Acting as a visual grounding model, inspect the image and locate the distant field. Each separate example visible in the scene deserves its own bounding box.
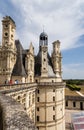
[79,85,84,94]
[65,85,84,96]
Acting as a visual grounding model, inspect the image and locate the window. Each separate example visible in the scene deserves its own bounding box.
[36,79,38,83]
[5,41,8,44]
[37,116,39,121]
[66,101,68,106]
[37,107,39,111]
[5,25,8,28]
[11,34,13,40]
[37,127,39,130]
[5,32,8,37]
[18,96,20,100]
[73,102,76,107]
[38,89,39,94]
[53,115,55,120]
[53,96,55,101]
[53,106,55,111]
[53,89,55,92]
[40,37,43,40]
[37,97,39,102]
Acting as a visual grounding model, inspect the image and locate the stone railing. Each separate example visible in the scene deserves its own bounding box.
[0,94,37,130]
[0,83,37,94]
[38,82,65,87]
[65,95,84,101]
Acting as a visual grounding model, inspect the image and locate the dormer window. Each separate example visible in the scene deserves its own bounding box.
[11,34,13,40]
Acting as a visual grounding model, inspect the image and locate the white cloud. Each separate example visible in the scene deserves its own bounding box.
[8,0,84,53]
[0,0,84,78]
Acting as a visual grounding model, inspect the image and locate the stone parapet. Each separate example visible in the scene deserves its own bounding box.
[0,94,37,130]
[0,83,37,94]
[38,82,65,87]
[66,95,84,101]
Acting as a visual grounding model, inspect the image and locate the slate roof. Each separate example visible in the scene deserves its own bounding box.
[35,50,55,77]
[12,39,55,77]
[40,32,48,38]
[47,54,55,77]
[12,40,27,77]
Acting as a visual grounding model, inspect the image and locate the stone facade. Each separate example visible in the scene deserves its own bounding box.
[65,96,84,110]
[0,16,65,130]
[36,83,65,130]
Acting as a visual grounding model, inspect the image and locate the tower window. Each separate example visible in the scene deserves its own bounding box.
[36,79,38,83]
[53,115,55,120]
[37,116,39,121]
[53,96,55,101]
[37,97,39,102]
[40,37,43,40]
[5,41,8,44]
[73,102,76,107]
[37,127,39,130]
[43,36,45,40]
[37,107,39,111]
[5,32,8,37]
[5,25,8,28]
[52,80,54,82]
[37,89,40,94]
[11,34,13,39]
[18,96,20,100]
[66,101,68,106]
[53,106,55,110]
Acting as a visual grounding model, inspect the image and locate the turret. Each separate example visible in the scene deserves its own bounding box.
[39,32,48,77]
[2,16,16,49]
[0,16,16,83]
[52,40,62,78]
[25,42,34,82]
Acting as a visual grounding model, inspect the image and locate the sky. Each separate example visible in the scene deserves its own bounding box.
[0,0,84,79]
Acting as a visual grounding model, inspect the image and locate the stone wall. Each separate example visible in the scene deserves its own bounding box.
[0,94,37,130]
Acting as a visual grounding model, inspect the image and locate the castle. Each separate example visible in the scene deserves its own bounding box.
[0,16,65,130]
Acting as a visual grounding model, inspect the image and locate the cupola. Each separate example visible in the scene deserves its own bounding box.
[39,32,48,47]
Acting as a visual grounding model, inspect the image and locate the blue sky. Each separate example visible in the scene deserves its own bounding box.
[0,0,84,79]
